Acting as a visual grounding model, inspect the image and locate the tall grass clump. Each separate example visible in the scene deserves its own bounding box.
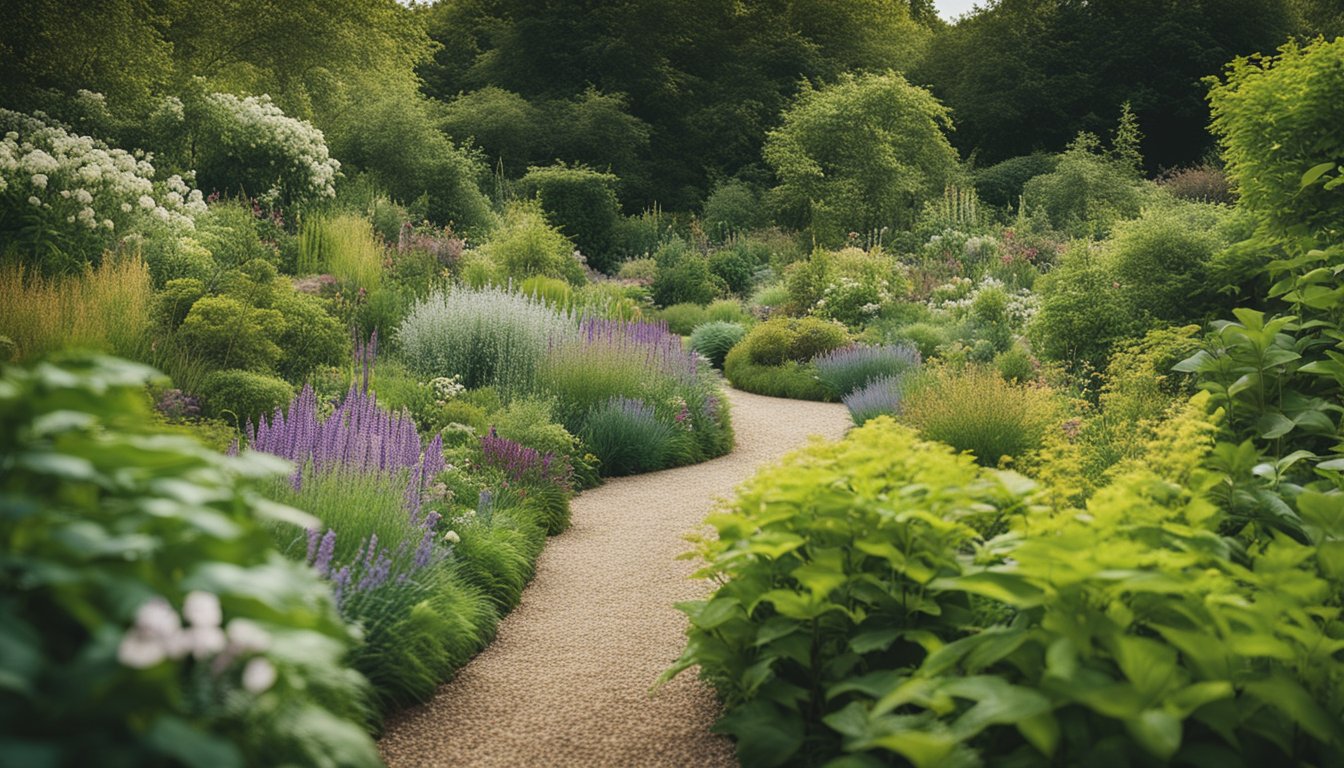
[814,343,921,398]
[843,375,904,426]
[901,365,1059,466]
[580,397,678,476]
[689,321,746,369]
[399,286,575,397]
[298,213,384,291]
[0,256,152,361]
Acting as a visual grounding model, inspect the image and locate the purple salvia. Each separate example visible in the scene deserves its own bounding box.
[314,529,337,577]
[305,527,321,564]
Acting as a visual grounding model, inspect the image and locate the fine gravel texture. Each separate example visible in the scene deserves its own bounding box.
[378,386,850,768]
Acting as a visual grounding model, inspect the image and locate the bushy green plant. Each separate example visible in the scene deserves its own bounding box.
[666,417,1029,766]
[616,257,658,283]
[398,287,573,397]
[709,247,757,296]
[519,275,574,309]
[660,302,709,335]
[199,369,295,426]
[272,290,348,382]
[490,397,583,462]
[653,255,723,307]
[0,356,379,767]
[176,295,284,373]
[739,317,850,367]
[887,321,952,360]
[723,345,831,401]
[1021,134,1150,237]
[813,343,921,399]
[902,365,1059,467]
[994,344,1037,383]
[973,152,1060,208]
[580,397,677,476]
[1030,242,1136,373]
[521,163,622,273]
[702,179,766,242]
[705,298,751,324]
[478,201,584,286]
[296,214,384,292]
[690,321,747,369]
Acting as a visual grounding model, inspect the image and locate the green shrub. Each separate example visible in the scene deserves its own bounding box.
[813,343,921,399]
[902,365,1059,466]
[1030,242,1136,373]
[273,291,348,382]
[479,201,585,286]
[723,345,831,401]
[653,255,722,307]
[666,417,1027,766]
[973,152,1059,208]
[709,247,756,296]
[890,321,953,360]
[176,295,285,373]
[580,397,676,476]
[660,303,709,335]
[702,179,766,242]
[1,356,379,767]
[519,275,574,310]
[1107,203,1227,325]
[199,369,295,426]
[1021,135,1150,237]
[490,397,583,461]
[155,278,207,330]
[994,344,1037,383]
[739,316,851,367]
[689,321,747,369]
[141,234,216,286]
[616,257,658,283]
[521,163,622,273]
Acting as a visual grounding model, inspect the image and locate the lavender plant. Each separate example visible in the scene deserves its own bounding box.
[843,374,904,426]
[814,343,922,398]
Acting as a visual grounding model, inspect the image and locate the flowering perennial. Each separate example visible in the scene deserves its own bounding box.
[480,427,573,490]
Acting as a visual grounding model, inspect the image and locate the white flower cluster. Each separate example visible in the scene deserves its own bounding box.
[207,93,340,202]
[117,591,277,694]
[929,276,1039,328]
[429,375,466,404]
[0,109,206,239]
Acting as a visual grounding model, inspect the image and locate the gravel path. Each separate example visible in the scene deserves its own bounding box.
[378,387,850,768]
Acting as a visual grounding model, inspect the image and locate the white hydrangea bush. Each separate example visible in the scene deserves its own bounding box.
[197,93,340,206]
[0,108,206,271]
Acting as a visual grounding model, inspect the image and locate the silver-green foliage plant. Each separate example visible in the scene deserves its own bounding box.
[0,356,379,767]
[398,286,576,397]
[690,321,747,369]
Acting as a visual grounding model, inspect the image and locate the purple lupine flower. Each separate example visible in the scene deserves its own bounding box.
[305,527,321,564]
[313,529,337,577]
[332,565,352,604]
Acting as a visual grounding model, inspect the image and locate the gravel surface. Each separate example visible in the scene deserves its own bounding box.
[378,387,850,768]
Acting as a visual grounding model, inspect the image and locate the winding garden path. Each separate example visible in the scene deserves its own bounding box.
[378,387,850,767]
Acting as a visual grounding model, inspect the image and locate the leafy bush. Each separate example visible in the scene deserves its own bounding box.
[739,317,850,367]
[0,256,152,362]
[271,290,348,382]
[702,179,766,242]
[689,321,747,369]
[784,248,907,327]
[519,275,574,309]
[666,417,1027,766]
[902,365,1059,466]
[765,72,959,245]
[1021,135,1150,237]
[199,369,294,426]
[994,344,1037,383]
[887,321,952,360]
[489,397,584,471]
[813,343,921,398]
[0,109,206,273]
[176,295,285,373]
[0,356,379,767]
[479,201,585,286]
[709,247,757,296]
[973,152,1059,208]
[653,254,723,307]
[521,163,622,273]
[1157,163,1231,204]
[1030,242,1135,373]
[616,257,658,283]
[1106,203,1227,325]
[398,287,572,397]
[660,303,709,335]
[723,345,831,401]
[580,397,676,476]
[705,298,751,324]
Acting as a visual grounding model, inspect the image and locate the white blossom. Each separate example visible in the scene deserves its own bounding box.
[242,658,277,694]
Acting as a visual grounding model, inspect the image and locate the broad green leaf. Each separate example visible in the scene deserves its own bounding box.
[714,700,805,768]
[1125,709,1182,760]
[146,717,244,768]
[929,571,1044,607]
[1164,681,1234,719]
[1243,675,1338,743]
[1300,161,1336,188]
[1016,711,1060,757]
[858,730,959,768]
[692,597,743,630]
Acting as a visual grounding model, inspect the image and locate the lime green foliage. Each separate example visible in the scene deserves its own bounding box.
[199,369,294,427]
[994,344,1037,383]
[888,321,953,361]
[784,247,908,327]
[765,72,960,245]
[738,317,850,367]
[519,275,574,310]
[660,303,709,335]
[1021,133,1151,238]
[902,365,1060,467]
[617,257,658,283]
[0,356,379,767]
[297,214,384,292]
[690,321,747,369]
[667,418,1030,766]
[490,396,589,478]
[675,396,1344,766]
[521,163,622,272]
[177,296,284,373]
[479,201,585,286]
[653,252,723,307]
[0,257,153,363]
[1030,242,1135,373]
[1208,37,1344,251]
[705,298,751,325]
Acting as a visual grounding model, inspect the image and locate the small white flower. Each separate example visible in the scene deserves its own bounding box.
[187,625,227,660]
[183,591,222,627]
[225,618,272,654]
[138,195,156,210]
[117,630,168,669]
[74,188,92,205]
[102,219,114,230]
[27,195,40,207]
[120,202,132,213]
[242,657,277,694]
[443,530,460,544]
[133,597,180,638]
